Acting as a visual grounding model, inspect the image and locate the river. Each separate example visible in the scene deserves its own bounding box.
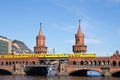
[0,75,120,80]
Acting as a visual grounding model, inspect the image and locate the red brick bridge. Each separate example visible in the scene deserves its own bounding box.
[59,50,120,77]
[0,51,120,77]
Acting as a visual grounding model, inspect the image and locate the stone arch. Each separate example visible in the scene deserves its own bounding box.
[26,61,28,65]
[106,61,110,65]
[69,69,103,76]
[103,61,106,65]
[0,69,12,75]
[23,61,25,64]
[6,62,8,65]
[80,61,84,65]
[93,61,97,66]
[16,61,18,64]
[9,61,11,65]
[32,61,36,65]
[111,70,120,77]
[1,62,4,65]
[12,61,15,65]
[98,61,101,66]
[73,61,76,65]
[88,61,92,66]
[113,61,117,67]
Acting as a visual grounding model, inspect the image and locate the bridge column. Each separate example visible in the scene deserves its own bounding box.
[101,66,111,77]
[12,64,25,74]
[57,64,69,75]
[54,60,68,76]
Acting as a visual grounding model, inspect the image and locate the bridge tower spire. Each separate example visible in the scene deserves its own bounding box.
[34,22,48,54]
[72,20,87,53]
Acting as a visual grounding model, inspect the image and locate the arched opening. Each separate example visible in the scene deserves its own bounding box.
[113,61,117,67]
[73,61,76,65]
[106,61,110,65]
[23,61,25,64]
[32,61,36,65]
[93,61,97,66]
[98,61,101,66]
[69,69,102,76]
[0,69,12,75]
[16,61,18,64]
[6,62,8,65]
[112,71,120,77]
[77,38,79,42]
[19,61,21,64]
[80,61,84,65]
[9,62,11,65]
[26,61,28,65]
[1,62,4,65]
[88,61,92,66]
[103,61,106,65]
[12,61,15,65]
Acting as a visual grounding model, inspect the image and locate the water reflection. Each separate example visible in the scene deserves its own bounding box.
[0,75,120,80]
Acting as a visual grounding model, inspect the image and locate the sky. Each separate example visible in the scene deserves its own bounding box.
[0,0,120,56]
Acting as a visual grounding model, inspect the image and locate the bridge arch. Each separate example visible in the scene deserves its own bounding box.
[112,61,117,67]
[80,61,84,65]
[73,61,77,65]
[32,61,36,65]
[111,70,120,77]
[98,61,101,66]
[69,69,104,76]
[0,69,12,75]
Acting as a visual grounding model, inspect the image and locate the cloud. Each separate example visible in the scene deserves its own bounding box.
[85,38,103,44]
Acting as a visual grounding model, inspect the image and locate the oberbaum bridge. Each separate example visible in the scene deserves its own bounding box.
[0,21,120,77]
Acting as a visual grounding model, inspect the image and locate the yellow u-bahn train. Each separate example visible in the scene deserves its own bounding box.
[0,53,96,58]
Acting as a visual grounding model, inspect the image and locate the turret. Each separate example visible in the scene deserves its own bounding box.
[72,20,87,53]
[34,23,48,54]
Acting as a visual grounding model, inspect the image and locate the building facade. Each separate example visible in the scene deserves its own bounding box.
[0,36,12,54]
[34,23,48,54]
[72,20,87,53]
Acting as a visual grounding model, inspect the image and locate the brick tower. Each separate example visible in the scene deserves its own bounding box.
[72,20,87,53]
[34,23,47,54]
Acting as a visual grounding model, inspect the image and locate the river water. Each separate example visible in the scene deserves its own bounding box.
[0,75,120,80]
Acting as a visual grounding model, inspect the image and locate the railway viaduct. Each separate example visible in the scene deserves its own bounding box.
[0,51,120,77]
[58,50,120,77]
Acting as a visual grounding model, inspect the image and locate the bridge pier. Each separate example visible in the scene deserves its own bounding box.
[12,64,25,75]
[104,72,111,77]
[53,60,69,76]
[57,64,68,76]
[101,66,111,77]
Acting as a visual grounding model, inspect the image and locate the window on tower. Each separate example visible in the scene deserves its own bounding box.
[78,38,79,42]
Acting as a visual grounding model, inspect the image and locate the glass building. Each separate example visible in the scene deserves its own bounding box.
[0,36,12,54]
